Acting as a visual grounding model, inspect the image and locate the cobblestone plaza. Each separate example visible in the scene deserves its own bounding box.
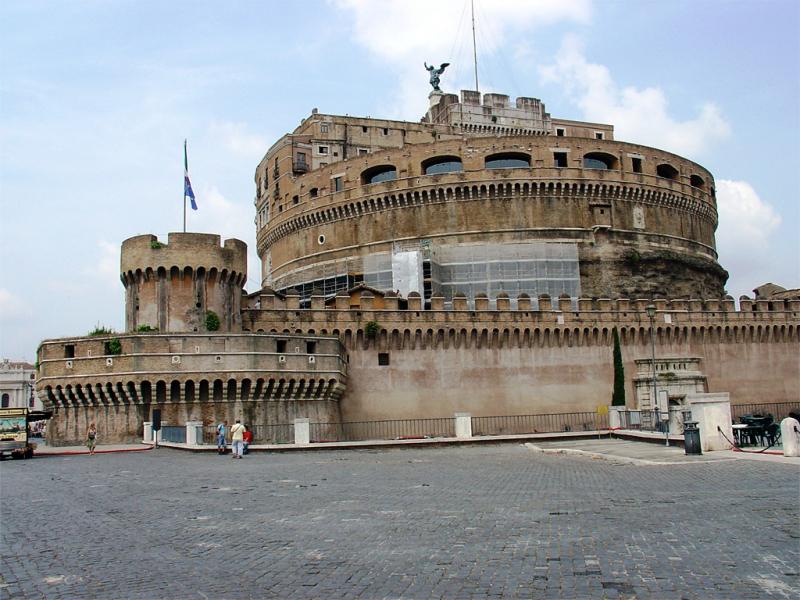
[2,444,798,599]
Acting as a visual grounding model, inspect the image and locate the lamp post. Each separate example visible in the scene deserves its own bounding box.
[645,304,668,446]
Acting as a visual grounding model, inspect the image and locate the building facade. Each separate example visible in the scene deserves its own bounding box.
[1,359,41,411]
[36,89,798,445]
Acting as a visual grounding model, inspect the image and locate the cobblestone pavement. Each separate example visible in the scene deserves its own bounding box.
[1,444,798,599]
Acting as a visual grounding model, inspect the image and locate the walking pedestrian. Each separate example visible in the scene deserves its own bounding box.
[86,422,97,455]
[216,420,227,455]
[230,419,245,459]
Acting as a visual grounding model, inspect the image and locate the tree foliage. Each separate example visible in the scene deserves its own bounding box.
[612,327,626,406]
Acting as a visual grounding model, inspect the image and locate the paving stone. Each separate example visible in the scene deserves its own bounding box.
[1,444,799,598]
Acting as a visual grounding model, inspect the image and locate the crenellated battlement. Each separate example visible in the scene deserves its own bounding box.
[121,232,248,334]
[242,290,800,351]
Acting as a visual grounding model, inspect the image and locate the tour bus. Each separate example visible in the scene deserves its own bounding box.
[0,407,34,459]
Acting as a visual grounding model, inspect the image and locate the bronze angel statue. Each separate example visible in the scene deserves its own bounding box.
[424,62,450,92]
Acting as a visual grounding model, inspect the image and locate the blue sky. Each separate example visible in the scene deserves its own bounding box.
[1,0,798,360]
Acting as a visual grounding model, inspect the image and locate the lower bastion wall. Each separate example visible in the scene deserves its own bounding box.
[37,294,799,444]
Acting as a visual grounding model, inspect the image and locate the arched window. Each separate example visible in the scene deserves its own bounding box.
[657,163,679,180]
[1,393,9,408]
[485,152,531,169]
[422,156,463,175]
[582,152,617,170]
[690,174,705,189]
[361,165,397,185]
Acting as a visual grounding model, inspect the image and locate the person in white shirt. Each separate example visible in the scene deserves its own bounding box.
[230,420,245,459]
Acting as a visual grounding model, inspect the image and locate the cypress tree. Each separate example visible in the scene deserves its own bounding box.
[611,327,626,406]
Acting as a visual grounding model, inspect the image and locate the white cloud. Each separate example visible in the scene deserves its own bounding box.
[0,288,32,319]
[715,180,783,298]
[332,0,591,118]
[209,121,267,160]
[539,35,731,157]
[333,0,591,60]
[190,186,261,289]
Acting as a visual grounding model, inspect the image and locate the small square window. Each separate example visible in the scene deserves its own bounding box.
[358,148,368,156]
[276,340,287,353]
[306,341,316,354]
[321,124,329,133]
[310,187,318,198]
[632,157,643,173]
[556,128,565,137]
[554,152,568,168]
[333,176,343,192]
[333,151,338,157]
[318,146,328,155]
[378,352,390,366]
[382,128,388,135]
[64,344,75,358]
[595,132,604,140]
[362,126,368,133]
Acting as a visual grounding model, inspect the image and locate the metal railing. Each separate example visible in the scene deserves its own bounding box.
[617,409,685,433]
[310,418,455,443]
[161,425,186,444]
[731,402,800,421]
[472,411,606,436]
[200,424,294,445]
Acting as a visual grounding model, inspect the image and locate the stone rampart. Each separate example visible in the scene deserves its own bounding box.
[243,291,799,422]
[37,332,347,445]
[121,233,247,333]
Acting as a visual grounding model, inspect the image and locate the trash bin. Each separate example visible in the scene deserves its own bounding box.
[683,421,701,455]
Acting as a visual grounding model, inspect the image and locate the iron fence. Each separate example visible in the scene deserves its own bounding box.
[200,424,294,445]
[472,411,606,436]
[617,409,685,433]
[160,425,186,444]
[731,402,800,421]
[310,418,455,443]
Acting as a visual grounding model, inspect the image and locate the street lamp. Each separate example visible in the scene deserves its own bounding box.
[645,304,668,446]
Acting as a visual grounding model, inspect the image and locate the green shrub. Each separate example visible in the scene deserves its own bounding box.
[205,310,220,331]
[150,241,163,249]
[136,324,158,332]
[105,338,122,355]
[88,324,114,337]
[611,327,626,406]
[364,321,381,338]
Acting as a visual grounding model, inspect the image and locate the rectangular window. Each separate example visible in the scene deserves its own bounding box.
[333,151,338,157]
[276,340,287,353]
[321,124,329,133]
[362,126,368,133]
[554,152,568,168]
[65,344,75,358]
[310,187,318,198]
[595,132,604,140]
[358,148,369,156]
[556,128,565,137]
[296,152,306,165]
[333,176,343,192]
[306,341,316,354]
[378,352,390,366]
[632,157,642,173]
[318,145,328,155]
[293,195,299,205]
[382,128,389,135]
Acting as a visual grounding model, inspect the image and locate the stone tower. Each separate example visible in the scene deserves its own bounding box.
[120,233,247,333]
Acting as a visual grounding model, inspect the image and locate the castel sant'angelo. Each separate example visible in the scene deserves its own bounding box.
[37,73,799,445]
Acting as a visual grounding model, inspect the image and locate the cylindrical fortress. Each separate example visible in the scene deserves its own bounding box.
[255,97,728,304]
[121,233,247,333]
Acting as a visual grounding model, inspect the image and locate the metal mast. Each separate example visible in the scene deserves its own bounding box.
[471,0,479,93]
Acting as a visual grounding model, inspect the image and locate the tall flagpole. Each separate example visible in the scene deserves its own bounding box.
[183,140,187,233]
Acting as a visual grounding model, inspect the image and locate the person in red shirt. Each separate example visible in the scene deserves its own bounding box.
[242,425,254,455]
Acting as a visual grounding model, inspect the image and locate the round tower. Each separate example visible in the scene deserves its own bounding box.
[121,233,248,333]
